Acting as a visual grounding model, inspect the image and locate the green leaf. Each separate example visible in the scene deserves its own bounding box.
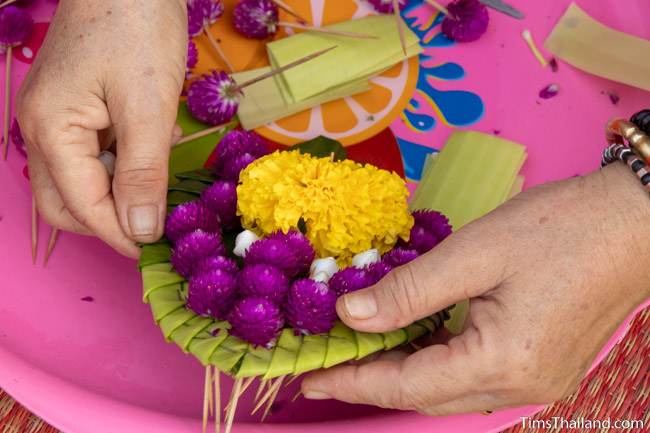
[168,179,212,195]
[288,135,347,161]
[159,308,196,341]
[167,190,200,206]
[190,327,229,366]
[237,344,274,378]
[139,242,171,269]
[294,335,327,375]
[264,330,302,379]
[141,263,185,301]
[324,322,357,368]
[211,335,248,373]
[170,316,214,353]
[175,168,218,183]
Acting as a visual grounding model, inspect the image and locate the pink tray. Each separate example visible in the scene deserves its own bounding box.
[1,1,649,432]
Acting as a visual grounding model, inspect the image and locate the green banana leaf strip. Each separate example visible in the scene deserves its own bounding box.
[139,242,172,269]
[382,328,408,350]
[190,327,230,366]
[170,316,214,353]
[211,335,248,373]
[264,329,302,379]
[324,321,358,368]
[142,264,185,301]
[159,308,196,341]
[175,168,218,183]
[237,344,275,378]
[294,334,328,375]
[355,331,385,360]
[168,179,213,195]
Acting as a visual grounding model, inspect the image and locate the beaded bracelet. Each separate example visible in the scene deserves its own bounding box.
[602,110,650,189]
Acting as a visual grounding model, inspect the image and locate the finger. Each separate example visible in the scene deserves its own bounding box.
[109,86,179,244]
[27,146,91,235]
[336,223,506,333]
[37,125,140,258]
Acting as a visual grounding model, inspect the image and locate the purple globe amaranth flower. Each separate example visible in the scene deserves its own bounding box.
[368,261,392,283]
[228,297,284,347]
[233,0,278,39]
[239,264,289,302]
[382,248,420,268]
[187,268,238,319]
[244,238,297,277]
[10,118,26,157]
[195,254,239,276]
[367,0,407,14]
[441,0,489,43]
[285,279,337,335]
[164,200,221,243]
[329,267,375,297]
[187,0,224,37]
[403,210,452,254]
[220,152,258,181]
[0,6,34,53]
[212,130,268,174]
[187,71,239,126]
[186,40,198,78]
[268,230,315,277]
[200,180,238,229]
[171,230,226,278]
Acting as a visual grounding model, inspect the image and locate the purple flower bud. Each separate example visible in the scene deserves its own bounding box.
[212,130,268,174]
[186,40,198,78]
[220,152,257,181]
[187,71,239,126]
[171,230,225,278]
[187,268,238,319]
[405,225,440,255]
[10,118,26,158]
[441,0,489,43]
[200,180,238,229]
[244,238,297,276]
[164,200,221,243]
[329,267,374,297]
[187,0,224,37]
[0,6,34,51]
[382,248,419,267]
[233,0,278,39]
[367,0,407,14]
[195,255,239,276]
[229,297,284,347]
[412,210,452,240]
[285,279,337,335]
[368,261,392,283]
[268,230,315,277]
[239,264,289,302]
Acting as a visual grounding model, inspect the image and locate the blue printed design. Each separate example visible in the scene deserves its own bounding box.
[397,138,438,181]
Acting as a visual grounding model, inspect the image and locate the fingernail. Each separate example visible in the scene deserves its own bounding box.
[128,205,158,238]
[303,390,332,400]
[343,292,377,320]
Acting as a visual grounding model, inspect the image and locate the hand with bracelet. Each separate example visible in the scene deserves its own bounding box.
[301,112,650,414]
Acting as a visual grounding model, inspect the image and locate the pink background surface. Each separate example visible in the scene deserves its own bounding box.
[1,1,649,433]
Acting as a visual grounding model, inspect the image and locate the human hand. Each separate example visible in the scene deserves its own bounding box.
[16,0,187,258]
[302,162,650,415]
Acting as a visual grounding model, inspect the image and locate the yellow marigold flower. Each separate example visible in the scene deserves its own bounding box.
[237,150,413,264]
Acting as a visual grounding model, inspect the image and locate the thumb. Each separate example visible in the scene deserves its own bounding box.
[337,225,505,333]
[110,93,179,244]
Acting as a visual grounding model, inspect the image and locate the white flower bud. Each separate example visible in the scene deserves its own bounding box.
[352,249,380,268]
[310,257,339,281]
[233,230,260,257]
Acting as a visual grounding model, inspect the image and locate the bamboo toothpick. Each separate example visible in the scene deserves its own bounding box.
[251,377,284,415]
[392,0,407,56]
[202,366,211,433]
[203,28,235,73]
[31,196,38,265]
[284,375,300,387]
[224,378,243,433]
[207,367,214,417]
[176,122,236,146]
[224,376,255,412]
[271,0,307,23]
[3,46,12,160]
[261,376,284,422]
[424,0,454,18]
[291,389,302,403]
[234,45,337,92]
[522,29,548,67]
[214,368,221,433]
[278,22,377,39]
[254,379,268,402]
[0,0,18,10]
[43,228,59,267]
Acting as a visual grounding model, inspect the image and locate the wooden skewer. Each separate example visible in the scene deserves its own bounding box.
[31,196,38,265]
[43,228,59,267]
[214,368,221,433]
[203,28,235,73]
[251,376,284,415]
[3,46,12,160]
[284,375,300,387]
[271,0,307,23]
[176,121,236,146]
[224,378,243,433]
[224,376,255,411]
[207,366,214,417]
[278,22,378,40]
[234,45,337,92]
[261,376,284,422]
[522,29,548,68]
[0,0,18,10]
[254,379,268,402]
[202,366,211,433]
[392,0,407,56]
[424,0,454,18]
[291,389,302,402]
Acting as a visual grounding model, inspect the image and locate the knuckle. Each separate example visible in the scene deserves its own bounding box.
[114,160,167,193]
[380,266,427,327]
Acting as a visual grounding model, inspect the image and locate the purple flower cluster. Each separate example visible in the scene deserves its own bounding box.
[187,0,224,37]
[228,298,284,347]
[201,180,238,229]
[165,200,221,243]
[233,0,279,39]
[367,0,407,14]
[0,6,34,52]
[285,279,337,335]
[186,40,198,78]
[187,71,239,126]
[402,210,452,254]
[441,0,489,43]
[171,230,225,278]
[211,130,269,181]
